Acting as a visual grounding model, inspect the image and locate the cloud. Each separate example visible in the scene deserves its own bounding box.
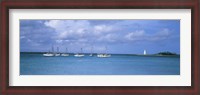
[55,40,63,43]
[97,33,119,43]
[20,20,57,51]
[125,30,145,41]
[43,20,174,46]
[93,25,114,35]
[20,20,179,53]
[148,28,171,41]
[45,20,92,40]
[124,29,172,42]
[44,20,118,45]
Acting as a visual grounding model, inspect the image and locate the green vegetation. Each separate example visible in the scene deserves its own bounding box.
[156,51,177,55]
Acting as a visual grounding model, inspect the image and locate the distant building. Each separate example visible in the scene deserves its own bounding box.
[144,50,147,55]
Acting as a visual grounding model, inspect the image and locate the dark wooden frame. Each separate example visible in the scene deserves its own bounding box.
[0,0,199,95]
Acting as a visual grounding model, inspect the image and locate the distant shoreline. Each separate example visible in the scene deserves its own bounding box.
[20,52,180,57]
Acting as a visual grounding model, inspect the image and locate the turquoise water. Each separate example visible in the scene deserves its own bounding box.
[20,53,180,75]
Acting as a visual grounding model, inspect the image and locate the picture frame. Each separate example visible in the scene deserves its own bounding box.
[0,0,199,95]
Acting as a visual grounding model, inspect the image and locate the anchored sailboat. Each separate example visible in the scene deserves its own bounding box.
[43,46,54,57]
[97,54,111,58]
[61,48,70,56]
[97,46,111,58]
[74,48,85,57]
[55,47,60,56]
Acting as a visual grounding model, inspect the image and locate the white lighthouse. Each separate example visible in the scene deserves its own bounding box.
[144,50,147,55]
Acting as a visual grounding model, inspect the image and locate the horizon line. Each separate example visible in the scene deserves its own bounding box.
[20,51,180,55]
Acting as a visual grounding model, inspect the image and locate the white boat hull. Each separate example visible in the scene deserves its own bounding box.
[55,54,60,56]
[74,54,85,57]
[43,53,54,57]
[61,54,69,56]
[97,54,111,58]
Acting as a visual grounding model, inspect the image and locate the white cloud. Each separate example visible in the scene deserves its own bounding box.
[125,30,145,41]
[148,28,171,41]
[45,20,91,40]
[155,28,170,36]
[97,34,119,43]
[44,20,119,46]
[93,25,113,35]
[56,40,63,43]
[125,29,171,42]
[44,20,173,47]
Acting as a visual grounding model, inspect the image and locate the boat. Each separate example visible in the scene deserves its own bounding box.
[97,54,111,58]
[74,48,85,57]
[43,52,54,57]
[55,53,60,56]
[89,54,93,56]
[43,46,54,57]
[61,48,70,56]
[61,54,69,56]
[61,53,69,56]
[55,47,60,56]
[74,53,85,57]
[97,46,111,58]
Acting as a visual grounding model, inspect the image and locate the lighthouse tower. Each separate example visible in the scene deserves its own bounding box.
[144,50,147,55]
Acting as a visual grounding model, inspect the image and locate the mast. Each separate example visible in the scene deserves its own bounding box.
[52,46,54,53]
[57,47,59,53]
[66,48,68,53]
[81,48,83,54]
[105,46,107,54]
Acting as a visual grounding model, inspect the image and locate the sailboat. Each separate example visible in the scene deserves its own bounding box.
[43,51,54,57]
[61,48,70,56]
[97,47,111,58]
[74,48,85,57]
[97,54,111,58]
[43,46,54,57]
[55,47,61,56]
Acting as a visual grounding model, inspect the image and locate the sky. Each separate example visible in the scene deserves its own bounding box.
[20,20,180,54]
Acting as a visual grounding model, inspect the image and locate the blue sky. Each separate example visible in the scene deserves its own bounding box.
[20,20,180,54]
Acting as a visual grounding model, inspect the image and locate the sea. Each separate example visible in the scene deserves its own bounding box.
[20,53,180,75]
